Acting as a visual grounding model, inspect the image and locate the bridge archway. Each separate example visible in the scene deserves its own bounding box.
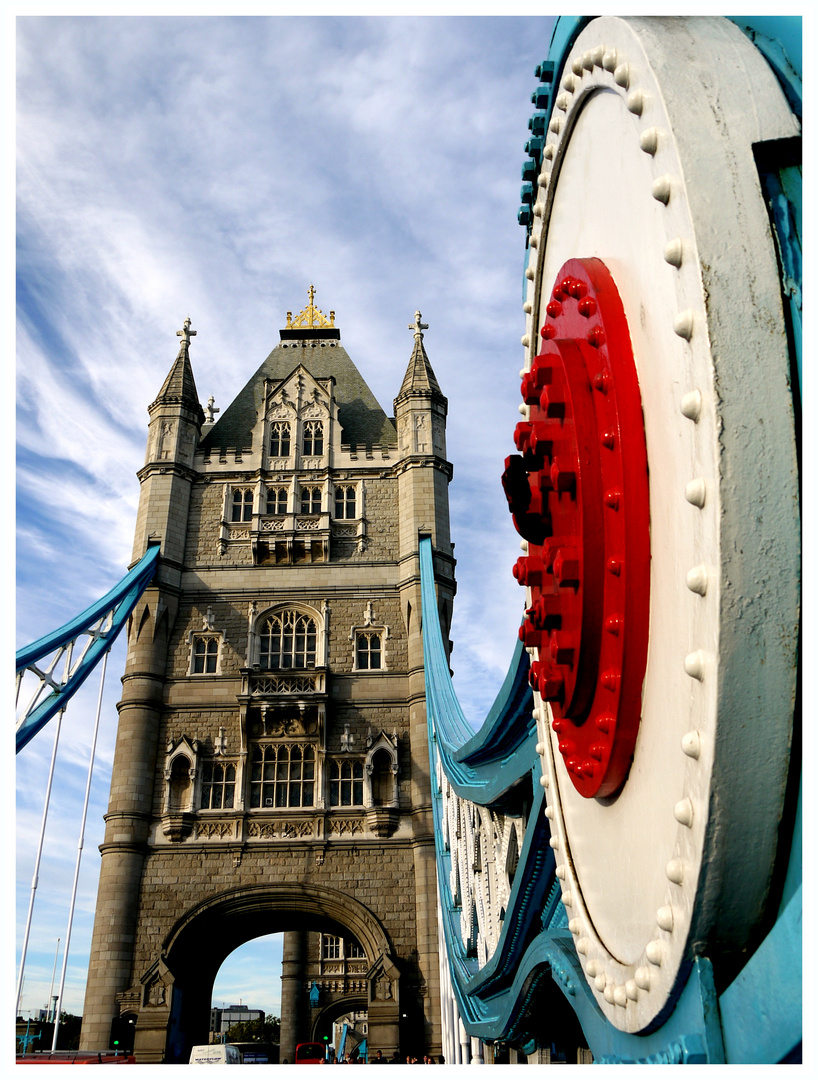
[133,884,400,1063]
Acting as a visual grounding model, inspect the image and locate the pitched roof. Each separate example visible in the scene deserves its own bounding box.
[152,322,203,418]
[396,332,445,401]
[200,341,397,452]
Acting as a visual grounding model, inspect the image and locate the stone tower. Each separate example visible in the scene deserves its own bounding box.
[80,293,455,1063]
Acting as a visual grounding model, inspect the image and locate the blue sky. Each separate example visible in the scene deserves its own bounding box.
[15,12,558,1022]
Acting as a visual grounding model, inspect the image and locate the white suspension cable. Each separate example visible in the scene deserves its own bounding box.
[52,648,109,1051]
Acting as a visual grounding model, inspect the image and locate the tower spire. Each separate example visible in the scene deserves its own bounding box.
[396,310,445,404]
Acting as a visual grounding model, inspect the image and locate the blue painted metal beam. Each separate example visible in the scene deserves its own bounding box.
[16,543,161,753]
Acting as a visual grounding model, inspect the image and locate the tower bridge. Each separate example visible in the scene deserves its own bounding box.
[17,15,801,1066]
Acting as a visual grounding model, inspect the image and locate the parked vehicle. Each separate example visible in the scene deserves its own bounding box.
[189,1044,243,1064]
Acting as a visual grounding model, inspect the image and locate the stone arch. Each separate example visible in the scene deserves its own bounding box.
[137,883,399,1063]
[250,600,325,669]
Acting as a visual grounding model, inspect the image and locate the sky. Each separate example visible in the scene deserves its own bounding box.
[14,12,560,1023]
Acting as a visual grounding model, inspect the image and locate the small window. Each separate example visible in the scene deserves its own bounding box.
[267,486,288,515]
[334,485,356,519]
[270,422,291,457]
[322,934,342,961]
[345,939,366,960]
[300,486,322,515]
[192,636,219,674]
[329,759,364,807]
[200,762,236,809]
[303,420,324,457]
[231,488,253,522]
[356,632,382,670]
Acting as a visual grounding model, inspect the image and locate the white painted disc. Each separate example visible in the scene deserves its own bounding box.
[523,16,800,1032]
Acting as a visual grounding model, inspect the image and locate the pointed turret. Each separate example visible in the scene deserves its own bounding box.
[132,318,204,564]
[395,311,447,406]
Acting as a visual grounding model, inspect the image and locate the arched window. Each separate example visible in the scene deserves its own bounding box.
[231,488,253,522]
[266,486,288,515]
[249,743,315,808]
[330,759,364,806]
[334,485,356,519]
[192,636,219,674]
[302,420,324,456]
[259,611,317,669]
[300,486,322,514]
[356,632,382,670]
[200,762,236,809]
[270,421,291,457]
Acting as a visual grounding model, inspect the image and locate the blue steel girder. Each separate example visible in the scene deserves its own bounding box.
[15,543,161,753]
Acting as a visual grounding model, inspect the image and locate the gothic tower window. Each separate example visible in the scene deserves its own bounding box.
[270,421,291,457]
[302,420,323,456]
[259,611,317,670]
[355,632,382,670]
[266,486,288,515]
[249,743,315,808]
[232,488,254,522]
[300,486,322,515]
[191,635,219,674]
[334,485,356,519]
[329,759,364,806]
[200,761,236,809]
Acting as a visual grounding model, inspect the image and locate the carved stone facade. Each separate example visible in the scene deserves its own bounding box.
[80,297,454,1063]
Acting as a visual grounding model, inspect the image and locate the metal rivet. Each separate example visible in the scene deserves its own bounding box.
[556,92,571,112]
[520,539,529,553]
[561,891,573,907]
[684,651,705,681]
[652,175,672,204]
[640,127,659,155]
[626,980,639,1001]
[540,774,549,788]
[521,335,530,347]
[545,805,554,819]
[556,865,566,879]
[674,798,694,827]
[685,565,708,595]
[681,731,701,759]
[568,918,581,934]
[586,960,598,977]
[549,836,559,849]
[685,478,707,508]
[680,389,702,421]
[602,49,617,72]
[577,938,590,955]
[603,984,615,1004]
[518,403,528,416]
[544,144,555,160]
[627,89,644,115]
[614,986,628,1007]
[523,301,532,314]
[591,44,604,67]
[525,267,535,280]
[535,740,545,754]
[666,859,685,884]
[529,234,538,248]
[614,62,630,88]
[537,170,550,187]
[646,940,663,966]
[664,237,683,267]
[595,974,606,991]
[572,57,584,76]
[549,117,562,135]
[657,906,674,931]
[635,967,651,990]
[562,73,576,92]
[582,50,594,71]
[534,203,543,218]
[674,310,694,340]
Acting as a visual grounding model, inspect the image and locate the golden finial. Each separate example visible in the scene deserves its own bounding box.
[289,285,335,330]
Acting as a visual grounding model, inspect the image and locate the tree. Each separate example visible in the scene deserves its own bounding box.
[224,1014,281,1044]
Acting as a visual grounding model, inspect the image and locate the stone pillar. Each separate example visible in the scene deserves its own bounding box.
[280,930,307,1062]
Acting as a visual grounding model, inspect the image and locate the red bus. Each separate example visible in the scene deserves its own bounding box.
[295,1042,326,1064]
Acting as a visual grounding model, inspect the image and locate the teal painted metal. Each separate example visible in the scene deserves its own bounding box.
[16,543,161,753]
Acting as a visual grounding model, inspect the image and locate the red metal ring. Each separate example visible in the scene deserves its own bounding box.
[503,258,650,798]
